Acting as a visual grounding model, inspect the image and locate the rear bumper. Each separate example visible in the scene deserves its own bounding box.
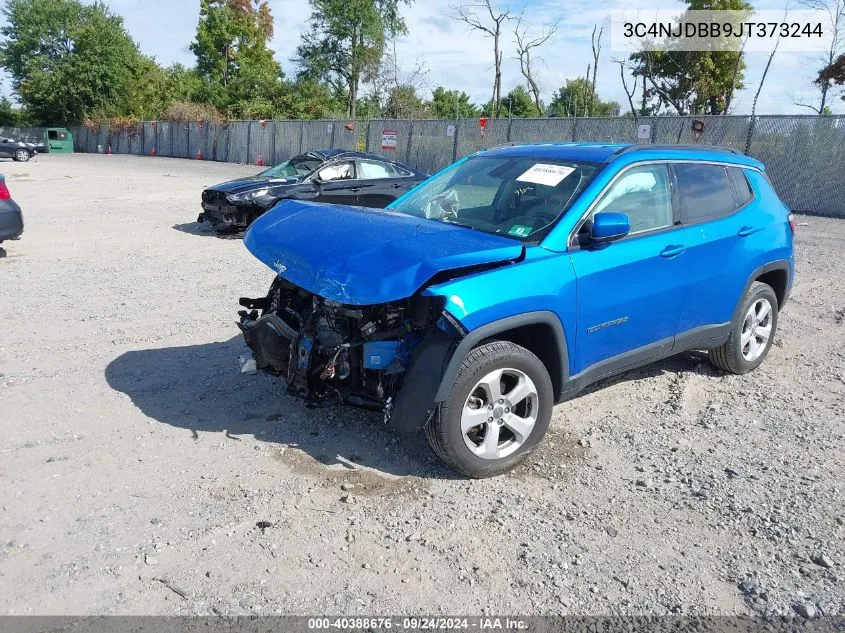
[0,199,23,242]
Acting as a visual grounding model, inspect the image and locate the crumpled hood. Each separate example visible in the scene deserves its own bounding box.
[207,175,299,195]
[243,200,524,305]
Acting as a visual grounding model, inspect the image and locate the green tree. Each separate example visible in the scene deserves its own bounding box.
[0,0,154,124]
[629,0,753,115]
[277,78,344,119]
[0,97,19,126]
[296,0,411,119]
[383,84,425,118]
[190,0,283,115]
[817,53,845,97]
[429,87,479,118]
[547,78,620,117]
[488,86,540,118]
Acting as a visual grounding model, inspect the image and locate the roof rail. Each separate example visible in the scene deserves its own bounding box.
[611,144,744,158]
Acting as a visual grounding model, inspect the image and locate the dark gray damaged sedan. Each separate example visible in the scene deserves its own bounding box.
[0,175,23,245]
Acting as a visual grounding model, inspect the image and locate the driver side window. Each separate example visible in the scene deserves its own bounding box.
[318,161,354,182]
[593,164,673,235]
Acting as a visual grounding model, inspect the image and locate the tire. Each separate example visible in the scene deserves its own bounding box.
[424,340,553,478]
[13,149,30,162]
[709,281,779,374]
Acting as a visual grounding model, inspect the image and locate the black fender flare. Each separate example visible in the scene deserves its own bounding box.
[434,310,568,403]
[390,311,568,433]
[736,259,792,317]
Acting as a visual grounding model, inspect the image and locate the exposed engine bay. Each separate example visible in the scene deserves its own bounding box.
[237,276,459,419]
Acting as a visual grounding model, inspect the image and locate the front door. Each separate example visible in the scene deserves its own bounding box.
[568,163,688,377]
[314,160,358,206]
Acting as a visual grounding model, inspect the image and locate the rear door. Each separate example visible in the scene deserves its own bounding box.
[355,159,404,207]
[568,163,688,377]
[670,162,757,335]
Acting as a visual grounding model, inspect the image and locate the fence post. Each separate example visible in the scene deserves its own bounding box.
[452,120,459,164]
[744,114,756,155]
[298,121,305,154]
[269,120,277,164]
[406,120,414,165]
[506,117,513,143]
[572,116,577,142]
[365,120,372,153]
[330,121,337,149]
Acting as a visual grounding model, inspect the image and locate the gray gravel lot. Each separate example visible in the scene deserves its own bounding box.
[0,154,842,617]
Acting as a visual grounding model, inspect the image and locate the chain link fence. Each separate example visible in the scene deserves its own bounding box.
[69,115,845,218]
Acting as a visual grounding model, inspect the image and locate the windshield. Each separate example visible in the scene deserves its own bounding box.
[259,154,323,179]
[388,156,601,240]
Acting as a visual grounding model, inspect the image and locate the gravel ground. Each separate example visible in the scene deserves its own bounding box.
[0,154,842,618]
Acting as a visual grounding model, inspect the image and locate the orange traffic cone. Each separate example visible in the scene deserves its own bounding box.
[150,147,157,157]
[257,154,264,167]
[107,145,113,155]
[197,148,203,160]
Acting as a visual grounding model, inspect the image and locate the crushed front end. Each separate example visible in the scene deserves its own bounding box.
[199,189,273,232]
[238,277,460,420]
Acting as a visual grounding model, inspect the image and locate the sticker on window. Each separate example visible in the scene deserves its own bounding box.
[516,163,575,187]
[508,224,533,237]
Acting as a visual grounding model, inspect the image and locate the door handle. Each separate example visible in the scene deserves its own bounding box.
[737,226,757,237]
[349,187,361,193]
[660,244,686,258]
[392,183,402,189]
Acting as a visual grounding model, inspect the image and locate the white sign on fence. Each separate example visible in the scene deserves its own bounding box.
[446,124,456,137]
[637,124,652,140]
[381,129,398,150]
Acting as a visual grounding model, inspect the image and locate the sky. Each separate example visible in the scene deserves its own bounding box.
[2,0,842,115]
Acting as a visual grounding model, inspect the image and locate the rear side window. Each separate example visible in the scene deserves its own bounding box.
[358,159,396,179]
[729,167,753,205]
[674,163,737,223]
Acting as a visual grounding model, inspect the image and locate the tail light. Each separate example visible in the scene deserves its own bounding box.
[787,212,796,234]
[0,179,10,201]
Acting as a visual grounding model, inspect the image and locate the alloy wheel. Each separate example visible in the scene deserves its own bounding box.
[741,298,773,361]
[461,367,539,460]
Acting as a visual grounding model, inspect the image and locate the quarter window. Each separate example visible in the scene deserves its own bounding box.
[729,167,753,206]
[593,164,673,234]
[674,163,738,223]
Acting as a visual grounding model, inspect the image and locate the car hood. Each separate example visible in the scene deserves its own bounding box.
[243,200,524,305]
[207,176,300,195]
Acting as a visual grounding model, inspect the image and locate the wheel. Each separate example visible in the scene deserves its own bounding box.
[709,281,778,374]
[13,149,30,162]
[424,340,553,478]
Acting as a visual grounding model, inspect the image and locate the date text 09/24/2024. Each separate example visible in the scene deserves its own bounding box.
[307,617,529,630]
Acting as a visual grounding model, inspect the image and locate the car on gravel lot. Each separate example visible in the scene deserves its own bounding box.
[235,142,795,477]
[198,149,427,234]
[0,175,23,246]
[0,137,36,162]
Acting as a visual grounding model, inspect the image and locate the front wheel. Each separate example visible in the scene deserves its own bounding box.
[424,341,553,478]
[13,149,30,162]
[709,281,779,374]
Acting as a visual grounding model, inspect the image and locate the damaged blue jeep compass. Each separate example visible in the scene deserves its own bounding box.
[237,142,795,477]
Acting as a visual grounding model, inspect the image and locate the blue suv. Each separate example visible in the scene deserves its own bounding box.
[237,143,794,477]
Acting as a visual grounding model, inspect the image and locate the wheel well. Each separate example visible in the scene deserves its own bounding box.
[756,268,788,307]
[483,323,563,399]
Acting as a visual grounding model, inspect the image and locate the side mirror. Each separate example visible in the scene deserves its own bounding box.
[590,212,630,243]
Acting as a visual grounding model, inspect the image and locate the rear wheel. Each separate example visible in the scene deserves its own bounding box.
[424,341,553,478]
[13,149,30,162]
[709,281,778,374]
